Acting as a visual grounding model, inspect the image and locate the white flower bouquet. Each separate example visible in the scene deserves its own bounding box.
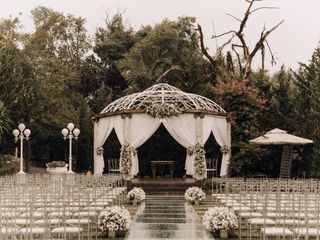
[97,206,131,233]
[127,187,146,203]
[202,207,238,232]
[184,186,206,203]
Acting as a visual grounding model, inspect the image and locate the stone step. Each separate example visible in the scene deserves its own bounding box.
[146,196,185,200]
[142,209,186,214]
[145,191,187,195]
[135,218,193,223]
[146,199,185,202]
[137,213,186,218]
[132,223,205,231]
[127,229,212,239]
[144,205,186,209]
[145,203,185,207]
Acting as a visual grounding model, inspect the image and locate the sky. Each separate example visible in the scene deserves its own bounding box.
[1,0,320,72]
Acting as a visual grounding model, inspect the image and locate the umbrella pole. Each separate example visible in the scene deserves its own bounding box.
[279,145,293,178]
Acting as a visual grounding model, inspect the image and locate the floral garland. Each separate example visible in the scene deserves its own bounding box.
[184,186,206,203]
[145,102,183,119]
[220,145,229,154]
[187,146,194,156]
[202,207,238,232]
[193,143,206,176]
[127,187,146,203]
[98,206,131,232]
[120,142,136,175]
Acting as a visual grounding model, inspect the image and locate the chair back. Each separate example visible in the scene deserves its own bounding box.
[206,158,218,178]
[107,158,120,173]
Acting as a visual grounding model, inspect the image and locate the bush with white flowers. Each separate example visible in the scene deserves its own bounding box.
[97,206,131,233]
[127,187,146,203]
[184,186,206,203]
[202,207,238,232]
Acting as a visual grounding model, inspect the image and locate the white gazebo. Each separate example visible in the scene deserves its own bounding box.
[93,83,231,179]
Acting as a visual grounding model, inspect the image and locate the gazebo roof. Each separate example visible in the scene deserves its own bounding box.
[100,83,226,115]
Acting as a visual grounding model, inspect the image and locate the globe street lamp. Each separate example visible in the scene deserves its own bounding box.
[62,123,80,174]
[12,123,31,174]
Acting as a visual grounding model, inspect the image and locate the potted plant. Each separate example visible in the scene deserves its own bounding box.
[184,186,206,205]
[97,206,131,238]
[202,207,238,239]
[127,187,146,205]
[46,161,68,174]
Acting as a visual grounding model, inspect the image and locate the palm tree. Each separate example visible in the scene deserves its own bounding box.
[117,47,180,93]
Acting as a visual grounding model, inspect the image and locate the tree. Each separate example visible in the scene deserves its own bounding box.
[117,17,212,95]
[19,7,92,166]
[213,79,267,176]
[198,0,283,81]
[117,46,180,93]
[0,101,12,145]
[294,45,320,177]
[92,13,135,99]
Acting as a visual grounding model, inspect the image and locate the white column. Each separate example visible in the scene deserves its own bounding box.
[93,120,99,175]
[194,115,205,180]
[123,115,130,177]
[196,116,203,144]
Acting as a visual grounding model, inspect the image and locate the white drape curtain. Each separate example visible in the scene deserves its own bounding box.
[163,114,197,176]
[113,115,125,175]
[95,117,115,175]
[204,115,231,177]
[127,115,161,176]
[113,115,125,145]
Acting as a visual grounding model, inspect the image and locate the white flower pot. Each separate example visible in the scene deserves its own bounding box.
[133,199,138,206]
[46,166,68,175]
[108,230,116,238]
[195,200,199,206]
[219,229,228,239]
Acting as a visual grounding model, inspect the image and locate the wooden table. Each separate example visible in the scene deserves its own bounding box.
[151,161,174,178]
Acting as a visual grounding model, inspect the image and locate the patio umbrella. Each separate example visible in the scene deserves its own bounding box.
[249,128,313,145]
[249,128,313,178]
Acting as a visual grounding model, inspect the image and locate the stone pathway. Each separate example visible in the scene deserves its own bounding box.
[126,195,213,240]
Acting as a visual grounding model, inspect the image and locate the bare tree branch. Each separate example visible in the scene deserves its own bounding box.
[216,35,235,57]
[212,30,236,39]
[232,44,243,74]
[250,7,279,14]
[243,20,284,78]
[226,13,242,22]
[261,43,265,70]
[265,40,276,66]
[197,24,216,67]
[248,20,283,61]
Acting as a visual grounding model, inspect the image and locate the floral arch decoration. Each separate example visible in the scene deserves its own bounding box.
[93,83,231,180]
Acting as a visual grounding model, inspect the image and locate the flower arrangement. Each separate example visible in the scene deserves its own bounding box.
[202,207,238,232]
[46,160,68,168]
[127,187,146,203]
[220,145,229,154]
[97,206,131,233]
[193,143,206,176]
[184,186,206,203]
[145,102,183,119]
[120,142,135,175]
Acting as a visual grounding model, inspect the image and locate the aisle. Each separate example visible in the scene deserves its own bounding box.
[126,195,213,240]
